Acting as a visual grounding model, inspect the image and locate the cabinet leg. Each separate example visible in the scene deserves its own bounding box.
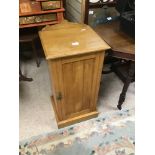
[117,61,135,110]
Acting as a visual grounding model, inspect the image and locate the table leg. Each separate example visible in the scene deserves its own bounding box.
[19,67,33,82]
[117,61,135,110]
[32,39,40,67]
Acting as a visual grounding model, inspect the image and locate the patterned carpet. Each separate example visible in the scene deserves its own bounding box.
[19,109,135,155]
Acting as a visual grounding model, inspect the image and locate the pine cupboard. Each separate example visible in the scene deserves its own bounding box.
[39,21,110,128]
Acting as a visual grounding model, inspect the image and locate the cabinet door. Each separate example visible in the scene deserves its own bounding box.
[57,52,104,120]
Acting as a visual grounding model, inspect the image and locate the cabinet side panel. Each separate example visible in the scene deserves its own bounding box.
[91,52,105,110]
[82,58,95,110]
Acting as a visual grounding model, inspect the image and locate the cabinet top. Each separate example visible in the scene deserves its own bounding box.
[39,21,111,60]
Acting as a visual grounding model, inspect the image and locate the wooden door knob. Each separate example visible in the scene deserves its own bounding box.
[56,92,62,101]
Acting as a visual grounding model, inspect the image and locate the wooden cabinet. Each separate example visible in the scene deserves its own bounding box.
[39,21,110,128]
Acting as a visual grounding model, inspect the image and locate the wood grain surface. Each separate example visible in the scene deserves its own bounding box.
[39,21,110,59]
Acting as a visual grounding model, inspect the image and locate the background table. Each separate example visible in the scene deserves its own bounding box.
[94,21,135,110]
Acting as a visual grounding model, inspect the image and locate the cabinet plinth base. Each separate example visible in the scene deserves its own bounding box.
[51,96,99,128]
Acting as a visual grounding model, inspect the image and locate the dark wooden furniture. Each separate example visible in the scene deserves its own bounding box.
[19,66,33,81]
[19,0,65,81]
[19,29,40,82]
[84,0,117,24]
[19,29,40,67]
[94,21,135,110]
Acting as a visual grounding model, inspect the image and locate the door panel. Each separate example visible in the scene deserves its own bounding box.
[62,61,84,118]
[61,55,96,119]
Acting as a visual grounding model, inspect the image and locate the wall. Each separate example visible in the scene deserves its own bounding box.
[65,0,85,23]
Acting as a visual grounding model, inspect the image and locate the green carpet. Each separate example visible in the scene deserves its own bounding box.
[19,109,135,155]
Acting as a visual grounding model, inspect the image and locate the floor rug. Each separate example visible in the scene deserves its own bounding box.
[19,109,135,155]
